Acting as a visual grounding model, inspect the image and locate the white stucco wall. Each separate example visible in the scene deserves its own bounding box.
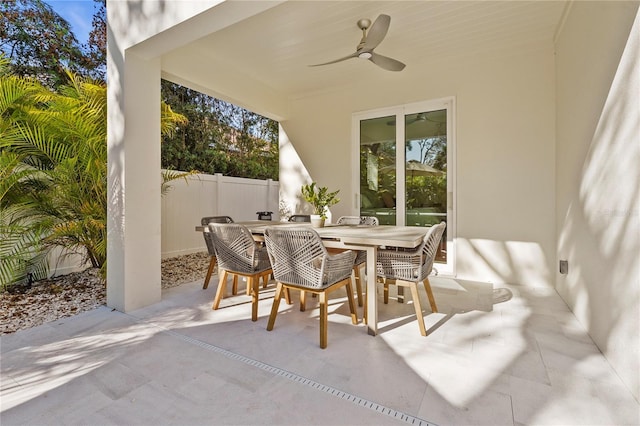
[282,43,557,288]
[555,1,640,400]
[106,0,280,311]
[107,0,637,400]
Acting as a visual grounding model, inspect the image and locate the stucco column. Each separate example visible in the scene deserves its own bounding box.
[107,50,162,312]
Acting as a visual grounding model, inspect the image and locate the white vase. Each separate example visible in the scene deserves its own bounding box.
[310,214,325,228]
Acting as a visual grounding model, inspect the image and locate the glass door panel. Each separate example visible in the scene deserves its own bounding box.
[405,110,447,263]
[359,116,396,225]
[354,98,454,274]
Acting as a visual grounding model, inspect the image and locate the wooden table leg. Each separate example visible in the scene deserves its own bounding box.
[365,246,378,336]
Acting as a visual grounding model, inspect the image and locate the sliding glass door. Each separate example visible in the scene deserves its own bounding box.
[353,99,454,273]
[359,115,398,225]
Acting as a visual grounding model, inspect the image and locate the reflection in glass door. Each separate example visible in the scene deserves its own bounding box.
[405,110,447,262]
[359,116,397,225]
[355,99,454,271]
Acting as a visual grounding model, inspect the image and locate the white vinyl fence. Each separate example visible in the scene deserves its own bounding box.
[161,173,280,258]
[48,173,280,276]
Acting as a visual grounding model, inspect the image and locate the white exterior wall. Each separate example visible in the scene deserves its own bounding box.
[107,0,638,400]
[107,0,279,311]
[555,2,640,400]
[282,43,557,288]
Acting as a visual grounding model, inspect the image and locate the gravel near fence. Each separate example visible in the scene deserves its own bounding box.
[0,252,210,334]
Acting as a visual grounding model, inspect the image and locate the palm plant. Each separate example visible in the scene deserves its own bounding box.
[0,58,55,287]
[0,58,188,289]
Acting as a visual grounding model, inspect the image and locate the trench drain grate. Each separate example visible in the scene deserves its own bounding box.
[133,317,437,426]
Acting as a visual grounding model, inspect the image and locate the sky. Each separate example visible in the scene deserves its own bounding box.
[43,0,96,45]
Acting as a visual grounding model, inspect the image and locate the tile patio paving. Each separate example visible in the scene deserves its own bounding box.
[2,275,638,425]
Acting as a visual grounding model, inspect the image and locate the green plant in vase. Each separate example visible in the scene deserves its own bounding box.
[301,182,340,227]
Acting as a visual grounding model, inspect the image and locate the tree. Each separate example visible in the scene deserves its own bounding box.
[0,0,95,89]
[160,80,226,173]
[85,0,106,82]
[0,59,187,288]
[161,80,279,180]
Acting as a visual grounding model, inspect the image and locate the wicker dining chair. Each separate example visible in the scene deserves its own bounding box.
[264,226,358,349]
[376,222,446,336]
[200,216,234,290]
[335,216,379,307]
[288,214,311,222]
[208,223,273,322]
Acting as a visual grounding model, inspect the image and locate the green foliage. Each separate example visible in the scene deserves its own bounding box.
[161,80,279,180]
[0,0,104,88]
[0,64,108,287]
[161,169,198,196]
[0,61,187,289]
[301,182,340,219]
[85,0,106,82]
[406,174,447,210]
[0,205,49,289]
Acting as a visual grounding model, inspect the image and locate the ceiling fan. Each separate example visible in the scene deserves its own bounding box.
[309,14,406,72]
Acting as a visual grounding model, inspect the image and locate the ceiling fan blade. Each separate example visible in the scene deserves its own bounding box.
[362,14,390,50]
[309,51,358,67]
[369,52,406,71]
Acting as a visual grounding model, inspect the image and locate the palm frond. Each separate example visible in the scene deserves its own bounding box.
[161,169,199,196]
[1,68,190,283]
[0,208,50,289]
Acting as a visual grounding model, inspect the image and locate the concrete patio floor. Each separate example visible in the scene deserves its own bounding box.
[1,274,638,425]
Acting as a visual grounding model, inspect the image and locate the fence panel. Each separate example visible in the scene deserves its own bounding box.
[161,173,279,258]
[44,173,280,275]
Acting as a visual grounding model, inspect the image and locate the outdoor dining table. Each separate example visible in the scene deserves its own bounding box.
[196,220,429,336]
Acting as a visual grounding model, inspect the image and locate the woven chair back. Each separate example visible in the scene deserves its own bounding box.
[200,216,234,226]
[208,223,270,274]
[421,222,446,277]
[376,221,446,282]
[288,214,311,222]
[201,216,234,256]
[264,227,355,289]
[336,216,379,266]
[336,216,379,226]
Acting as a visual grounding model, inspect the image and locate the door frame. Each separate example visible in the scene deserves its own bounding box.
[351,97,456,275]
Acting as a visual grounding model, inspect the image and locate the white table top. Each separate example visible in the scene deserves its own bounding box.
[198,220,428,249]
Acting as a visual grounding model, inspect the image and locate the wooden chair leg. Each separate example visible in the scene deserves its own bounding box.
[353,265,363,307]
[383,282,390,304]
[423,278,438,313]
[363,285,368,325]
[232,275,239,295]
[212,270,228,310]
[300,290,306,311]
[267,282,284,331]
[284,288,292,305]
[250,277,259,322]
[408,283,427,336]
[246,276,252,296]
[262,274,269,288]
[203,257,216,289]
[319,292,328,349]
[345,280,358,325]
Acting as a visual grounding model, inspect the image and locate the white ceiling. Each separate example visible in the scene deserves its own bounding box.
[182,1,568,99]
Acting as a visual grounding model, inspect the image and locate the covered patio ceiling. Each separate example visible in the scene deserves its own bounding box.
[159,0,567,113]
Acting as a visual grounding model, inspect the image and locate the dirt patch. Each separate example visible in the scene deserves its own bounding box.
[0,252,210,334]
